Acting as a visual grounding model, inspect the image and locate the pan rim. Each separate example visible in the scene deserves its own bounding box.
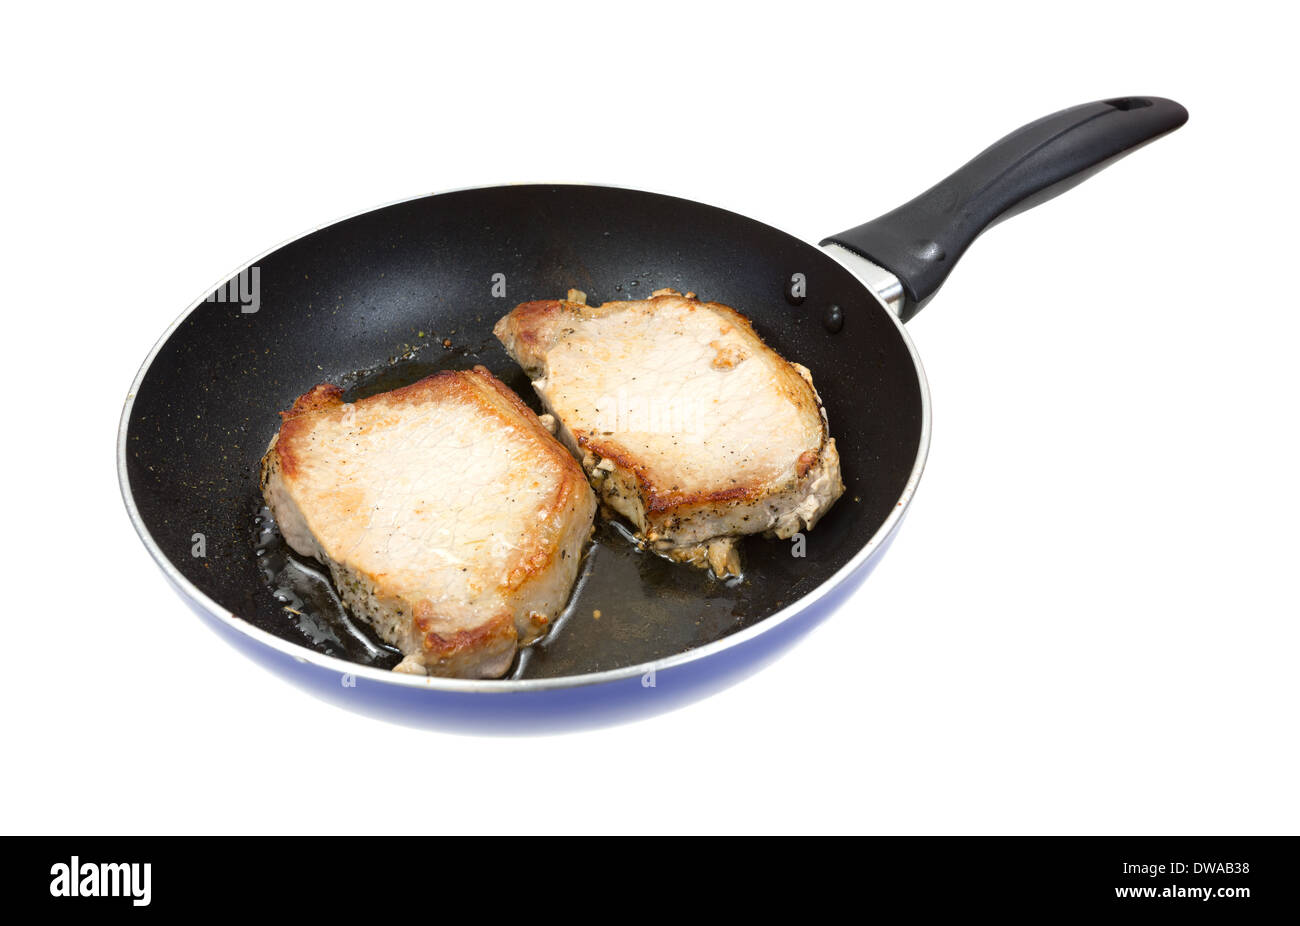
[116,182,933,694]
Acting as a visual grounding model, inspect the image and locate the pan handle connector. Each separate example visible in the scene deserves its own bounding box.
[821,96,1188,321]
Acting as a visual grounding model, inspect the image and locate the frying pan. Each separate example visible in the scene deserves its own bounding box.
[119,97,1188,699]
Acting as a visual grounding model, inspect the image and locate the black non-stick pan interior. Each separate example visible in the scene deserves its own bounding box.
[124,185,924,679]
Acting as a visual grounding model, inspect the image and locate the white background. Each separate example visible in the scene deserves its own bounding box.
[4,2,1297,835]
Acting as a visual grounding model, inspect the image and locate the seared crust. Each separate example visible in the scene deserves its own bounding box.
[494,289,844,576]
[260,366,596,678]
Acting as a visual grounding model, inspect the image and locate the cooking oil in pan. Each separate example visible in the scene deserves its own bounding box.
[252,500,756,679]
[253,505,402,668]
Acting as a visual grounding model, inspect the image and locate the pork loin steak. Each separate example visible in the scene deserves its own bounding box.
[260,366,597,678]
[494,288,844,576]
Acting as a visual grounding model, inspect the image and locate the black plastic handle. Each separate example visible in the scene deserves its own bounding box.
[821,96,1188,321]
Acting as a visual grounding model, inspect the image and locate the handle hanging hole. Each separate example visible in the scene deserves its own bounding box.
[1103,97,1153,111]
